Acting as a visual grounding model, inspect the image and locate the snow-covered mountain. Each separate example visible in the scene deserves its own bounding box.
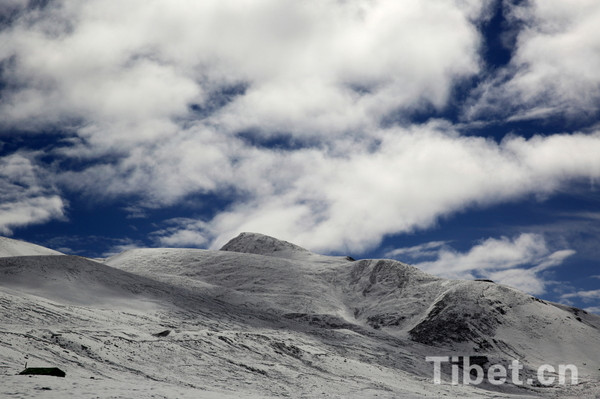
[1,233,599,398]
[0,236,62,257]
[220,231,310,257]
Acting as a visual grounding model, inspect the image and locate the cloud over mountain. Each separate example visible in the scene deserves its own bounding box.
[396,233,575,295]
[1,0,599,285]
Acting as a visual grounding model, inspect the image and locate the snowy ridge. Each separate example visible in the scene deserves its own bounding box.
[220,232,309,257]
[0,236,62,257]
[0,255,180,308]
[1,235,599,398]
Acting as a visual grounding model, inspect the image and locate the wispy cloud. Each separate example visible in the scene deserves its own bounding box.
[384,241,449,260]
[102,241,143,258]
[391,233,575,295]
[584,306,600,315]
[151,218,210,248]
[562,289,600,301]
[561,289,600,315]
[0,152,65,234]
[39,235,144,258]
[495,210,600,262]
[465,0,600,121]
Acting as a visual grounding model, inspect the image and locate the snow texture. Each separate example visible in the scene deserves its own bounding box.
[1,232,599,398]
[0,236,62,257]
[220,232,310,256]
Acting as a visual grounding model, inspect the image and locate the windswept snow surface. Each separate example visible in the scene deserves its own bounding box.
[0,236,62,257]
[220,232,310,257]
[1,233,599,398]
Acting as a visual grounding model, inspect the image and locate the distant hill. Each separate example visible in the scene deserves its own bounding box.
[0,236,62,257]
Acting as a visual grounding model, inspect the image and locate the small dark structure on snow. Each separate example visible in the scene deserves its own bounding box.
[19,367,66,377]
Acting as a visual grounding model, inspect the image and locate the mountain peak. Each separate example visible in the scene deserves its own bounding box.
[219,232,309,256]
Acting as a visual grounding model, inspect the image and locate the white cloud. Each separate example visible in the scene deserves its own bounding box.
[3,0,600,264]
[561,289,600,316]
[404,233,575,295]
[486,268,547,297]
[199,127,600,253]
[465,0,600,121]
[102,242,143,258]
[158,230,208,248]
[0,0,485,142]
[383,238,571,295]
[584,306,600,315]
[0,0,490,236]
[562,289,600,301]
[152,218,210,248]
[415,234,551,274]
[0,0,27,16]
[0,153,65,235]
[129,124,600,254]
[384,241,449,260]
[55,125,239,205]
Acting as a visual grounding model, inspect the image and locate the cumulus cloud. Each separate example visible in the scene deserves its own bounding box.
[129,123,600,253]
[465,0,600,121]
[195,127,600,252]
[391,233,575,295]
[0,152,65,234]
[151,218,210,248]
[2,0,600,264]
[0,0,485,142]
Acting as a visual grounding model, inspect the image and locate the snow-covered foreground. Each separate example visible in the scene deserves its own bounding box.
[1,233,599,398]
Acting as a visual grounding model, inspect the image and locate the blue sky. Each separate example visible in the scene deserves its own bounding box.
[1,0,599,313]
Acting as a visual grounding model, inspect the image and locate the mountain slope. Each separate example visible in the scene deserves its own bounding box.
[106,233,600,392]
[220,232,310,257]
[0,255,195,309]
[0,254,487,398]
[1,233,599,398]
[0,236,62,257]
